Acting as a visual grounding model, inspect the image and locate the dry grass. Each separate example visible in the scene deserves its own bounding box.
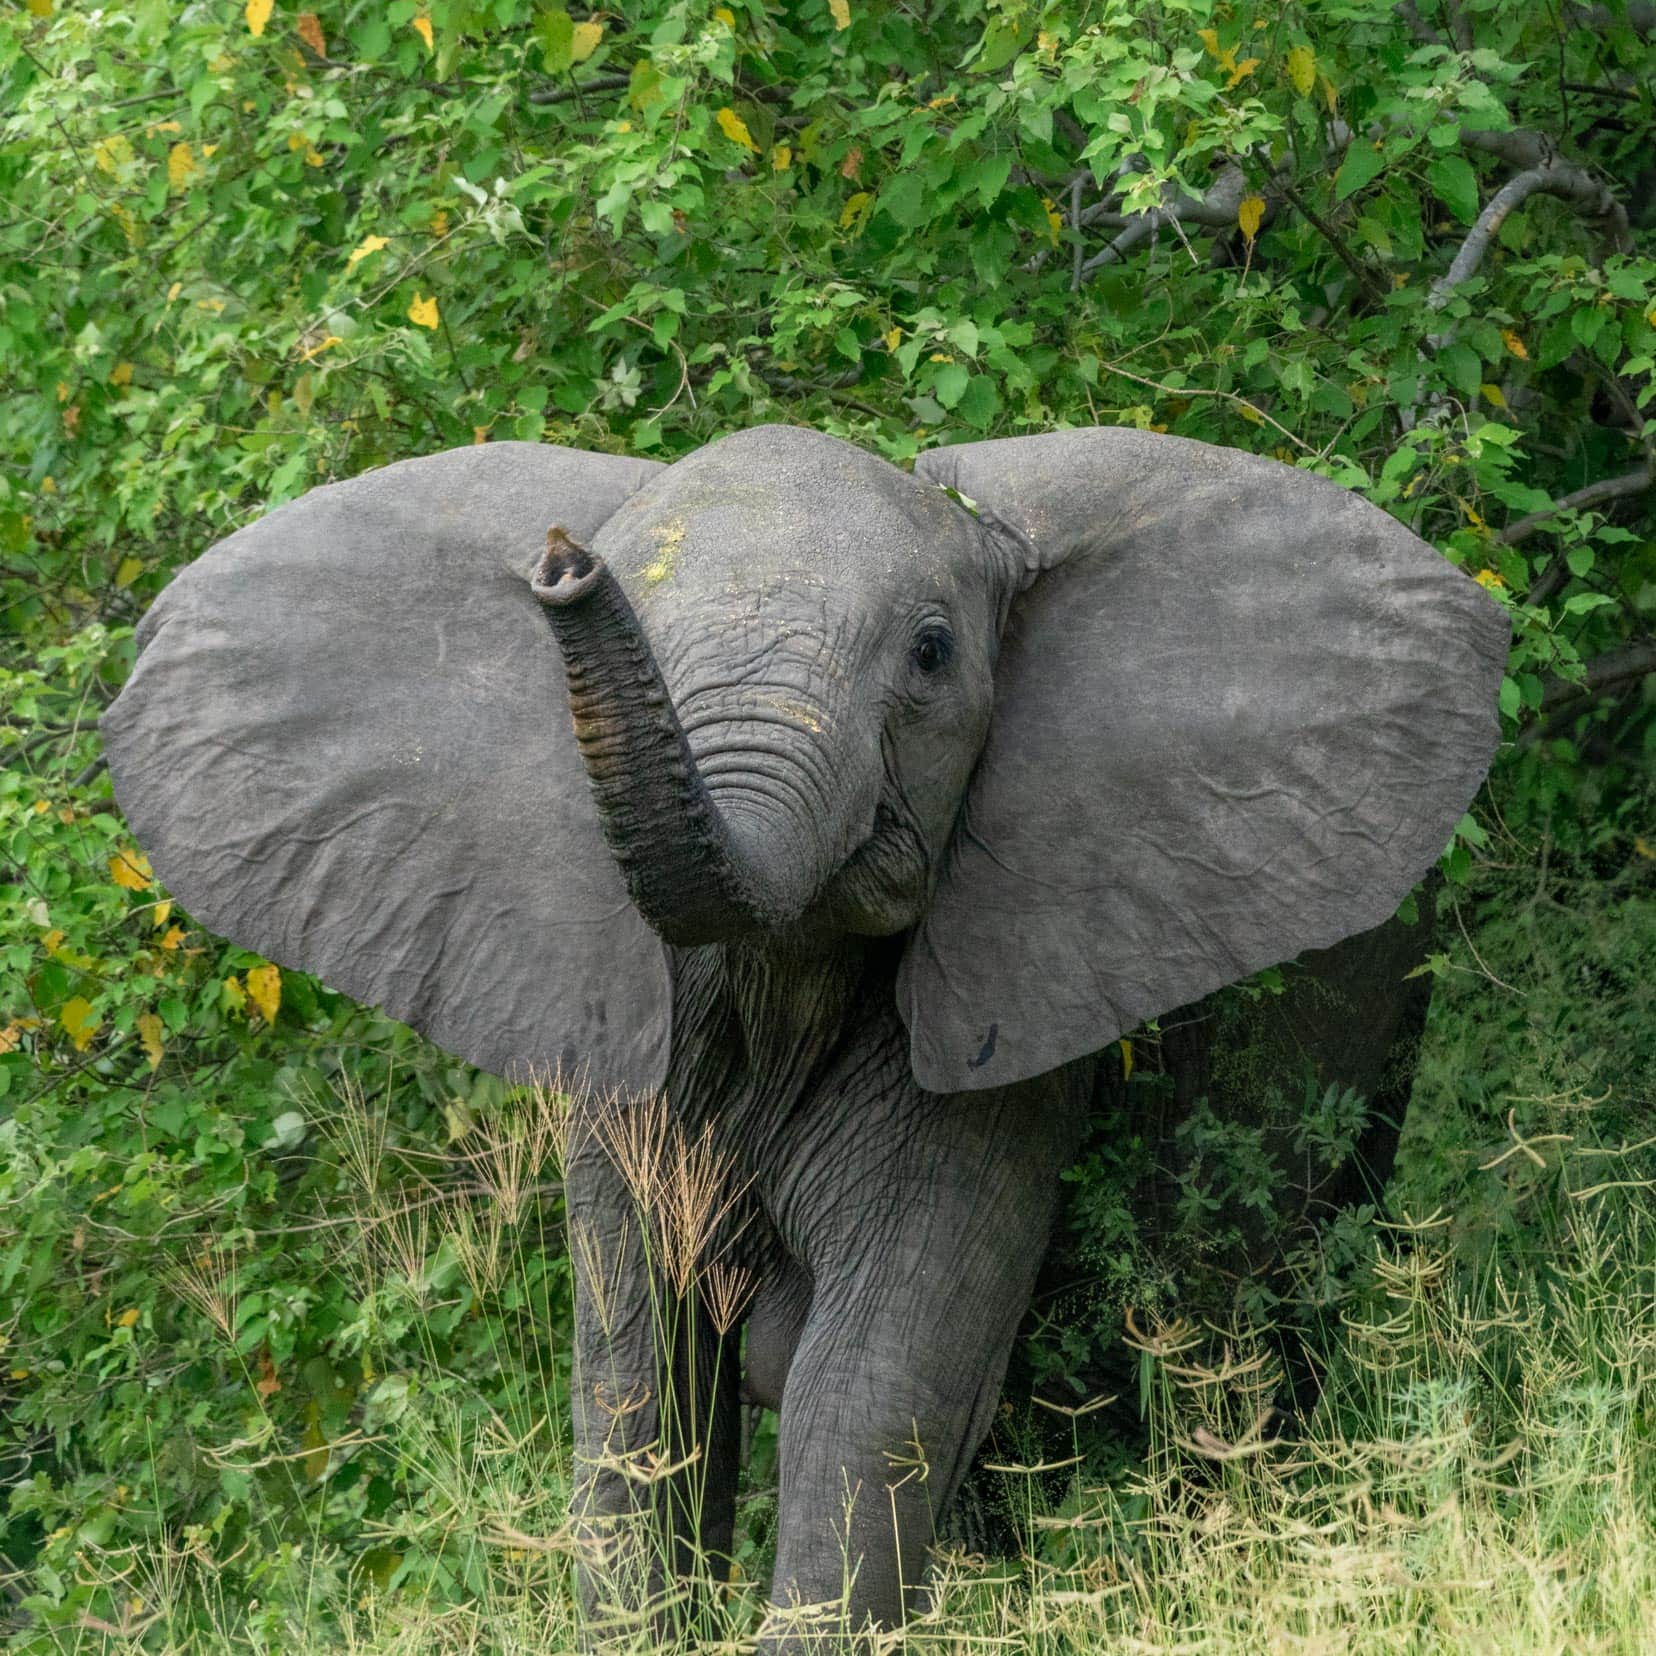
[41,1086,1656,1656]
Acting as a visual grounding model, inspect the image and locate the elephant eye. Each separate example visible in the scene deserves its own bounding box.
[911,623,954,676]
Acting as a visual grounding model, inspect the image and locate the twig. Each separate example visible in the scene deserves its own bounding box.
[528,72,631,107]
[1096,359,1316,454]
[1507,465,1653,601]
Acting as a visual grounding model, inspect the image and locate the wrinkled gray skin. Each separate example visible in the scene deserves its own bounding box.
[100,424,1509,1650]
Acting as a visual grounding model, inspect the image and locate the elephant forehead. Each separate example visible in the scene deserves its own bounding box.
[590,425,977,596]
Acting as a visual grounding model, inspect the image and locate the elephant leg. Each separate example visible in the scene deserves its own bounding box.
[758,1077,1086,1652]
[566,1109,742,1644]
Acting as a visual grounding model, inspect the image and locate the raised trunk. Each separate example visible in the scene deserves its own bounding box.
[531,528,807,946]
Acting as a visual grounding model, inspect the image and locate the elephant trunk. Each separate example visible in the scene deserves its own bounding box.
[532,528,809,946]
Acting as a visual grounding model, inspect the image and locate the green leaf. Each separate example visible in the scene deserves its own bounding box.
[1428,154,1480,225]
[880,172,928,229]
[931,361,969,408]
[1335,143,1385,201]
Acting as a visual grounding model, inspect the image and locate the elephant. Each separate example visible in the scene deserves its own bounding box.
[100,423,1507,1648]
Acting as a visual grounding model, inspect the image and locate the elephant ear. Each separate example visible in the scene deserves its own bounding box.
[102,442,672,1095]
[901,428,1508,1095]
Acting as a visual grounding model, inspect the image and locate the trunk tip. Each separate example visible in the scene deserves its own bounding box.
[531,526,601,607]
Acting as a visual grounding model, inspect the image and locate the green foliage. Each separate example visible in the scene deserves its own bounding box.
[3,0,1654,1642]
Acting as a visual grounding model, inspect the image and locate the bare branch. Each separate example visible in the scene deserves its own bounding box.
[529,73,632,106]
[1395,0,1444,44]
[1078,165,1253,279]
[1431,155,1629,310]
[1522,637,1656,745]
[1508,466,1655,604]
[1506,465,1654,548]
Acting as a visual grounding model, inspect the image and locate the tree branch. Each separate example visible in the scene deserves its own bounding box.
[1078,164,1253,279]
[1431,155,1629,309]
[1522,637,1656,744]
[528,73,631,106]
[1508,466,1654,603]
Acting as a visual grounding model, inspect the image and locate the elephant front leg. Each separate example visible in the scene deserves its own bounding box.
[566,1116,742,1646]
[758,1079,1084,1652]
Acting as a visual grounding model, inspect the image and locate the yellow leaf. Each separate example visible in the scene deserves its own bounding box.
[1286,43,1315,97]
[1119,1038,1133,1082]
[223,975,247,1014]
[430,208,448,236]
[1633,835,1653,860]
[115,556,143,587]
[246,963,281,1024]
[61,997,100,1052]
[714,5,736,24]
[1237,194,1265,242]
[883,326,901,351]
[292,372,315,415]
[159,924,185,951]
[94,135,133,176]
[1196,27,1221,56]
[298,333,342,362]
[570,19,602,61]
[347,234,388,268]
[839,190,871,228]
[1226,56,1260,88]
[110,360,134,387]
[716,106,758,152]
[147,120,183,136]
[1463,501,1486,529]
[1321,73,1338,113]
[407,292,439,330]
[152,900,173,928]
[245,0,272,36]
[411,14,433,51]
[296,10,325,54]
[166,142,196,191]
[1474,568,1506,591]
[1037,29,1058,56]
[771,143,792,171]
[1480,382,1508,409]
[26,0,52,15]
[116,1306,141,1328]
[137,1011,165,1070]
[473,425,491,444]
[1501,328,1528,360]
[828,0,850,27]
[110,848,153,891]
[166,281,182,302]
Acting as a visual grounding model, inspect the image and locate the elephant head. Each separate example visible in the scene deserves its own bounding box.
[101,425,1507,1097]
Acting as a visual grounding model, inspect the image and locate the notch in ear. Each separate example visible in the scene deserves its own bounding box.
[900,428,1508,1095]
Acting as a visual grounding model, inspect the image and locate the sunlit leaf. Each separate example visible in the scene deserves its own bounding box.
[60,997,100,1052]
[246,964,281,1024]
[716,107,758,152]
[829,0,850,27]
[1286,44,1315,96]
[110,848,153,891]
[166,143,196,191]
[407,292,439,329]
[347,234,389,268]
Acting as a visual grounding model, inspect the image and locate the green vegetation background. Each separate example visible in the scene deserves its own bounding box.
[2,0,1653,1647]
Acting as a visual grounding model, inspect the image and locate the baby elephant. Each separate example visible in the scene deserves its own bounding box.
[103,424,1506,1647]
